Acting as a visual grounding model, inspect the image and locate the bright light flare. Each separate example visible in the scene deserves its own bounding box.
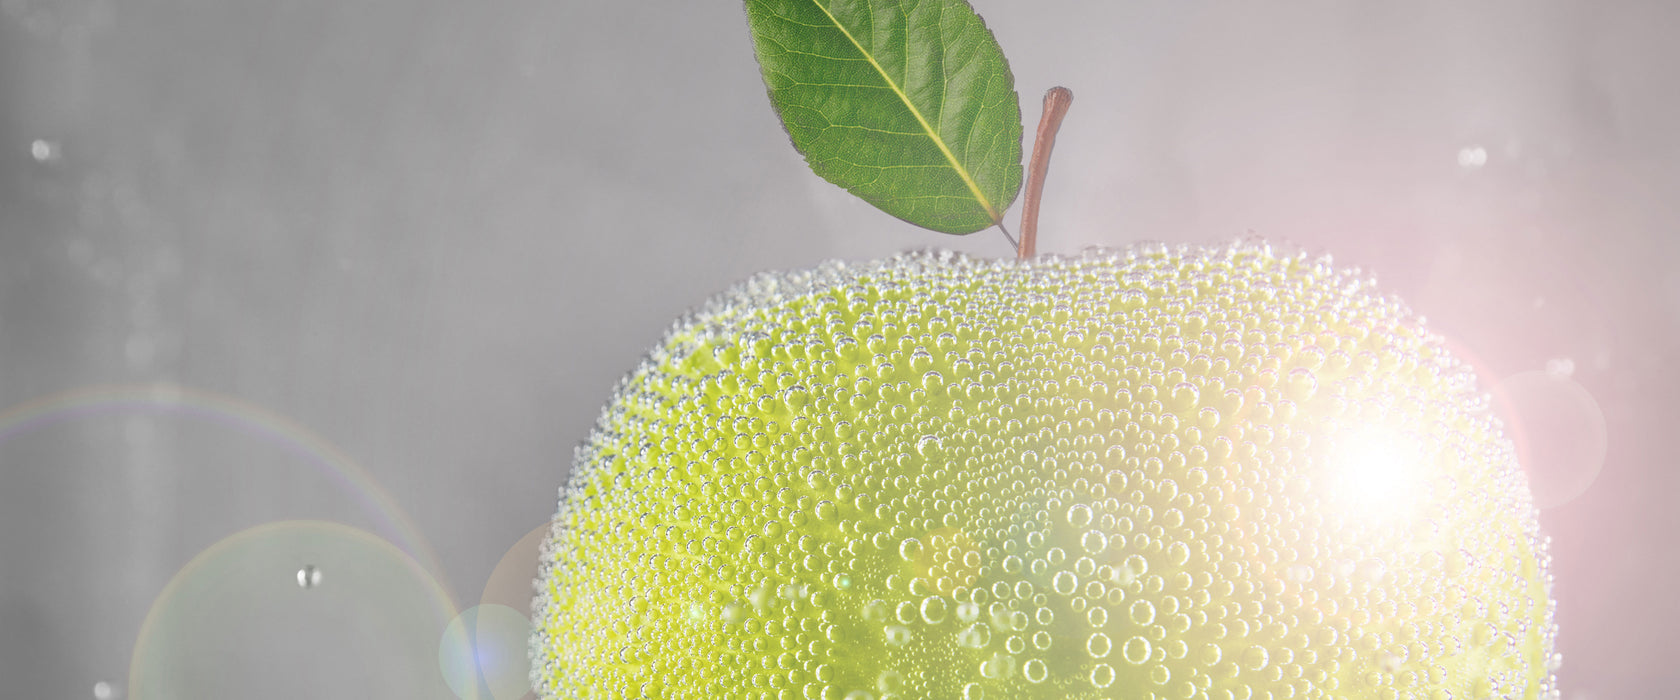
[1324,425,1429,521]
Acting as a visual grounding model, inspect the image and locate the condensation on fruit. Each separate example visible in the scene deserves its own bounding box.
[532,241,1558,699]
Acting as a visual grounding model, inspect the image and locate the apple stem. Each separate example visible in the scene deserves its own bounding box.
[1018,86,1073,260]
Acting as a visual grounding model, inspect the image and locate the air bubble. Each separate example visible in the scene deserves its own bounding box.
[30,139,59,162]
[1122,636,1152,664]
[1286,367,1317,400]
[296,565,322,589]
[884,625,911,646]
[957,622,992,649]
[1090,663,1116,689]
[1169,383,1200,412]
[877,670,905,693]
[1005,635,1025,654]
[1129,599,1156,626]
[1166,541,1190,566]
[920,596,949,624]
[899,537,923,562]
[1087,632,1112,658]
[1022,658,1047,683]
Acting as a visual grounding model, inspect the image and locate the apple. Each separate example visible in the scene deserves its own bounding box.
[531,240,1557,699]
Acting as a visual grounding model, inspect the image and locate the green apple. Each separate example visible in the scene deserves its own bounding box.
[531,241,1557,700]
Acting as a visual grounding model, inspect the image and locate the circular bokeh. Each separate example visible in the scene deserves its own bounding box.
[460,519,556,700]
[1494,370,1608,508]
[439,604,535,700]
[479,520,555,615]
[129,521,463,699]
[0,383,447,577]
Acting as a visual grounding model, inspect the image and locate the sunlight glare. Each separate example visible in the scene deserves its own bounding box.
[1325,425,1427,521]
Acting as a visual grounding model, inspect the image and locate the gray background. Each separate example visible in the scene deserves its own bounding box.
[3,0,1676,698]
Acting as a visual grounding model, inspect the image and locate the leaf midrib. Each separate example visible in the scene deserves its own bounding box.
[807,1,1001,224]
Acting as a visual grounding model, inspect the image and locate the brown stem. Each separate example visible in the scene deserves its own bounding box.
[1018,86,1073,260]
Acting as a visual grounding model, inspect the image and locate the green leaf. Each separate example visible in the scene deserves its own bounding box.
[744,0,1023,234]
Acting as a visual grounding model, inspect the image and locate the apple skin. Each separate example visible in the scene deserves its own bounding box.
[531,241,1557,700]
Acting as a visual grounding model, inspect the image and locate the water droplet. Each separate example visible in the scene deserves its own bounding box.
[961,681,984,699]
[296,565,321,589]
[1066,503,1093,528]
[93,682,115,700]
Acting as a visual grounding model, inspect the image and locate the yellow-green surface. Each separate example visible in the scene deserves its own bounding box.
[532,242,1557,700]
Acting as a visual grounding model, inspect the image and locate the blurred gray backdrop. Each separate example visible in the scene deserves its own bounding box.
[2,1,1676,698]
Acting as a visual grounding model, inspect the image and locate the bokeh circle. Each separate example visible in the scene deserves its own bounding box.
[1494,369,1609,508]
[438,604,535,700]
[129,520,463,699]
[445,519,557,700]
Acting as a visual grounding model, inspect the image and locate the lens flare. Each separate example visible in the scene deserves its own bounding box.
[0,383,446,583]
[439,604,535,700]
[1323,424,1429,520]
[128,521,460,700]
